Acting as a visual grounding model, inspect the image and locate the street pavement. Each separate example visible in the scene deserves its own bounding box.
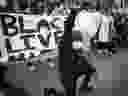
[4,48,128,96]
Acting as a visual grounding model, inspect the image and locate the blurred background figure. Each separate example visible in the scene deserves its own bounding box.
[16,0,29,11]
[31,0,46,14]
[0,0,9,12]
[0,0,7,8]
[0,0,30,12]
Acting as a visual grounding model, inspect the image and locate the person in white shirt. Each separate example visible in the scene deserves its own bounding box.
[99,9,114,43]
[73,2,102,54]
[73,7,115,54]
[97,9,115,55]
[72,1,101,93]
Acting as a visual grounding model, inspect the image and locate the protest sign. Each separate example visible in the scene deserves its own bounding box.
[0,13,64,61]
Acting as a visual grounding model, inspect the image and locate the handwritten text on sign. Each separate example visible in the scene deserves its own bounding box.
[0,14,64,55]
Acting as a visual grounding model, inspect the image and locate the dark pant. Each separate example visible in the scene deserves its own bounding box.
[72,49,96,93]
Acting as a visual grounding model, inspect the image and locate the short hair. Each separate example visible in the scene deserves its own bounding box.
[37,19,50,32]
[81,1,97,9]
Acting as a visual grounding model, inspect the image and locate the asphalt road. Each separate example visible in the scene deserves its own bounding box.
[85,48,128,96]
[4,48,128,96]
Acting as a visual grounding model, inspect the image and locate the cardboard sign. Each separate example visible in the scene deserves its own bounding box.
[0,13,64,61]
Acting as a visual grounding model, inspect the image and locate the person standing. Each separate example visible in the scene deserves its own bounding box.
[73,1,102,59]
[98,8,115,54]
[72,1,102,95]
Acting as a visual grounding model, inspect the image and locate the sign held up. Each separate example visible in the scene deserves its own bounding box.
[0,13,64,60]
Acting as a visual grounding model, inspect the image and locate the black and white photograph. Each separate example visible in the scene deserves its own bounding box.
[0,0,128,96]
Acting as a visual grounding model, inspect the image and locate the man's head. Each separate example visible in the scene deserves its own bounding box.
[81,1,97,10]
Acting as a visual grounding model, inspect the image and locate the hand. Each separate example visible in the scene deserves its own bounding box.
[72,41,82,49]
